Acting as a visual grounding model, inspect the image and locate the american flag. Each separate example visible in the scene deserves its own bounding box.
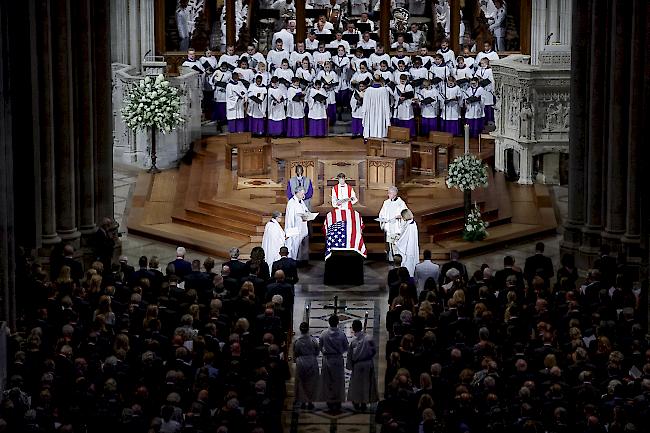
[324,209,367,260]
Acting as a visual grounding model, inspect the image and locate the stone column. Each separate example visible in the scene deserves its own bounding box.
[111,0,129,63]
[380,0,390,51]
[140,0,155,60]
[449,0,460,54]
[622,0,645,252]
[547,0,560,44]
[603,0,630,248]
[562,0,590,252]
[530,0,547,65]
[580,0,607,254]
[517,145,533,185]
[51,0,80,242]
[559,0,572,45]
[128,0,141,66]
[226,0,235,49]
[35,0,60,246]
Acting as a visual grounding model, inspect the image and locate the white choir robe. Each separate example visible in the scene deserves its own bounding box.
[286,86,305,119]
[350,71,372,88]
[267,49,290,71]
[268,87,287,121]
[307,88,328,119]
[454,65,473,89]
[331,184,358,210]
[313,50,332,69]
[390,55,411,70]
[272,29,295,52]
[273,67,295,91]
[331,55,351,91]
[199,55,218,71]
[305,38,320,51]
[475,67,495,104]
[362,84,392,138]
[369,53,390,70]
[419,55,434,70]
[346,331,379,403]
[395,219,420,277]
[296,67,316,86]
[239,52,265,70]
[463,86,488,119]
[358,39,377,51]
[474,50,500,69]
[262,218,286,270]
[217,54,239,69]
[246,84,268,118]
[351,0,369,15]
[430,64,452,93]
[182,59,204,73]
[350,56,368,73]
[378,70,393,84]
[225,81,247,120]
[392,69,410,84]
[379,197,408,259]
[462,56,475,70]
[327,39,351,54]
[290,51,313,70]
[410,66,428,90]
[317,70,338,104]
[234,67,255,85]
[437,48,456,67]
[255,71,271,87]
[211,70,231,103]
[285,196,310,260]
[440,85,462,120]
[393,84,415,120]
[350,89,365,119]
[418,87,441,119]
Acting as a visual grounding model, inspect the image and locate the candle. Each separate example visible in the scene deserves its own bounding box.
[464,124,470,154]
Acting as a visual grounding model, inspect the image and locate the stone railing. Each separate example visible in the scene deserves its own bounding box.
[491,45,571,184]
[111,63,202,170]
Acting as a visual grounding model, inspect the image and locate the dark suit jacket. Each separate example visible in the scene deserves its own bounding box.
[168,258,192,280]
[524,253,554,284]
[62,256,84,284]
[223,259,247,280]
[265,281,294,307]
[92,227,115,267]
[271,257,299,284]
[493,267,525,291]
[129,268,155,288]
[438,260,469,285]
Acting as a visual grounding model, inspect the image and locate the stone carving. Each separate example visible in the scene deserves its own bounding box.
[519,100,535,140]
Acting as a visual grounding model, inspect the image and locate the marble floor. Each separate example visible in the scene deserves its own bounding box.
[113,165,567,432]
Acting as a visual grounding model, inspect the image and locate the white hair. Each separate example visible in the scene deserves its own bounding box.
[388,185,398,194]
[176,246,186,257]
[272,211,282,219]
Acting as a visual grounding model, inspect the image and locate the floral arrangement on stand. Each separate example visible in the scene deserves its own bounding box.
[446,153,490,242]
[121,74,183,172]
[463,203,489,241]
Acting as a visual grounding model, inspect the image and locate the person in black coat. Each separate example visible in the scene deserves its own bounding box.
[438,250,469,286]
[167,246,192,280]
[93,217,117,271]
[524,242,555,288]
[222,247,247,280]
[265,270,294,308]
[61,244,84,284]
[129,256,155,288]
[271,247,299,285]
[493,255,525,292]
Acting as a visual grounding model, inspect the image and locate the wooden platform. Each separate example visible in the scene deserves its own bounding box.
[126,135,557,260]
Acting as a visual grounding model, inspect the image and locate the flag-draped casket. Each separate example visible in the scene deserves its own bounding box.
[323,208,367,260]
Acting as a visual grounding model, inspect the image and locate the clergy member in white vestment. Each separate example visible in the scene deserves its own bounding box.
[395,208,420,277]
[331,173,358,210]
[320,315,349,412]
[262,211,286,271]
[362,73,391,139]
[285,187,310,261]
[346,319,379,411]
[294,322,321,409]
[225,72,248,133]
[379,186,408,261]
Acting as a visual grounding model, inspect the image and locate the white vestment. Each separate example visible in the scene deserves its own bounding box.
[379,197,408,244]
[362,84,391,139]
[395,220,420,276]
[262,218,286,270]
[285,196,310,260]
[331,184,358,210]
[225,81,247,120]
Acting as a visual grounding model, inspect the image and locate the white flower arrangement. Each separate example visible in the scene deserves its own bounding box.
[121,74,183,133]
[445,154,489,191]
[463,203,489,241]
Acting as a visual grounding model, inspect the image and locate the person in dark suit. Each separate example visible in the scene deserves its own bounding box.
[266,270,294,309]
[184,259,212,294]
[222,247,247,280]
[147,256,165,293]
[271,247,299,285]
[61,244,84,284]
[593,244,617,289]
[93,217,117,271]
[220,265,241,298]
[524,242,554,288]
[493,255,525,292]
[387,254,403,289]
[129,256,155,288]
[438,250,469,286]
[240,263,267,303]
[118,256,135,283]
[167,246,192,280]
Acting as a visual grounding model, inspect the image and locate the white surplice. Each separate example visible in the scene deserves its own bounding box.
[362,84,391,139]
[285,196,310,260]
[395,219,420,277]
[262,218,286,270]
[225,81,247,120]
[379,197,408,243]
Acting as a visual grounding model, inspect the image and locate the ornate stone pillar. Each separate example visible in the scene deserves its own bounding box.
[51,0,80,242]
[35,0,60,246]
[603,0,630,248]
[580,0,607,254]
[140,0,155,60]
[128,0,141,65]
[518,145,533,185]
[562,0,591,252]
[530,0,547,65]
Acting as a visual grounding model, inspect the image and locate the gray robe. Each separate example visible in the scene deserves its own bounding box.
[346,331,379,403]
[293,334,321,402]
[319,326,349,402]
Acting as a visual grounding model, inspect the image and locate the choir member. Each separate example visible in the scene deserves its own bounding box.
[351,0,370,15]
[358,32,377,51]
[409,57,428,92]
[378,186,408,261]
[408,23,425,51]
[392,73,416,137]
[357,12,375,32]
[331,173,358,210]
[210,63,231,131]
[266,39,290,72]
[240,44,265,70]
[262,211,286,271]
[286,77,306,138]
[475,58,495,124]
[217,45,239,70]
[290,42,313,71]
[295,58,317,89]
[418,79,441,136]
[430,53,452,94]
[307,80,329,137]
[313,43,332,70]
[390,34,409,51]
[350,62,372,90]
[273,58,294,91]
[350,81,367,139]
[395,208,419,277]
[362,73,392,139]
[315,20,332,35]
[454,56,473,90]
[226,72,248,133]
[474,41,499,70]
[417,47,434,70]
[199,48,218,71]
[305,31,319,51]
[317,61,339,126]
[285,187,310,261]
[392,61,410,86]
[390,47,411,70]
[461,46,475,70]
[350,48,368,73]
[369,44,390,71]
[463,76,487,138]
[255,62,271,86]
[268,77,287,138]
[182,48,205,73]
[315,14,334,32]
[233,58,255,88]
[439,76,462,136]
[436,38,456,67]
[327,33,351,55]
[331,46,352,119]
[272,21,295,52]
[377,61,392,84]
[247,75,268,136]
